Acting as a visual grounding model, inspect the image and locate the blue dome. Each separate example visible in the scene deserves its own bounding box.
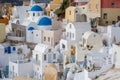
[28,27,35,30]
[31,5,43,11]
[38,17,52,26]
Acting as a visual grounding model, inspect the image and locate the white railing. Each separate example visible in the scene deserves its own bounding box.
[7,36,25,41]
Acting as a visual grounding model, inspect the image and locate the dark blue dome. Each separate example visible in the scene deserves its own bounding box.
[38,17,52,26]
[28,27,35,30]
[31,5,43,11]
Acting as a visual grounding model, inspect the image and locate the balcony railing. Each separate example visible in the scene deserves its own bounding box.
[7,36,25,41]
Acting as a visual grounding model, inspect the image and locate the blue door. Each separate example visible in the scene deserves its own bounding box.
[7,46,11,54]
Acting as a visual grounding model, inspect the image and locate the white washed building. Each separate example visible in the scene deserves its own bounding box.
[32,43,60,80]
[9,60,33,78]
[107,23,120,46]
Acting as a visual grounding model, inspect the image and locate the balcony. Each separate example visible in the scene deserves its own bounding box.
[7,36,25,41]
[7,33,25,41]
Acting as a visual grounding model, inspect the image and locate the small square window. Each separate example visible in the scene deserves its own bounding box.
[36,34,38,36]
[111,2,115,6]
[48,49,51,52]
[13,47,16,51]
[75,10,78,13]
[103,13,107,19]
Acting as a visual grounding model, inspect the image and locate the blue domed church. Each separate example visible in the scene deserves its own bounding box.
[26,16,52,43]
[29,5,44,20]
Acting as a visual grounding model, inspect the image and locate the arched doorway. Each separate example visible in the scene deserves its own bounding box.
[82,14,87,22]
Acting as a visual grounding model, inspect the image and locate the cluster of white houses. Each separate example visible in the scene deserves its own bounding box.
[0,0,120,80]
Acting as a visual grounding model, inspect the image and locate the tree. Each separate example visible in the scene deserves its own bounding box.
[54,0,70,17]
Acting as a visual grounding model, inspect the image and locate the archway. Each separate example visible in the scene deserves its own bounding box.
[82,14,87,22]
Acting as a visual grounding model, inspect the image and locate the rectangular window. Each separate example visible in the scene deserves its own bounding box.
[67,32,69,37]
[33,13,35,16]
[36,54,38,61]
[103,13,107,19]
[38,13,40,16]
[48,37,50,42]
[44,55,46,61]
[70,33,71,39]
[69,24,72,28]
[53,54,56,59]
[69,11,71,15]
[62,44,65,49]
[44,37,46,41]
[48,49,51,52]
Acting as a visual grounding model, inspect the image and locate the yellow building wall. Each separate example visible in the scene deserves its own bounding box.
[87,0,101,14]
[47,0,63,16]
[65,0,101,22]
[81,0,101,21]
[0,24,6,43]
[101,8,120,24]
[50,0,62,4]
[65,6,76,22]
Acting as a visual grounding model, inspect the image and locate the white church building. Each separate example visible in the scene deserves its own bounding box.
[26,16,52,43]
